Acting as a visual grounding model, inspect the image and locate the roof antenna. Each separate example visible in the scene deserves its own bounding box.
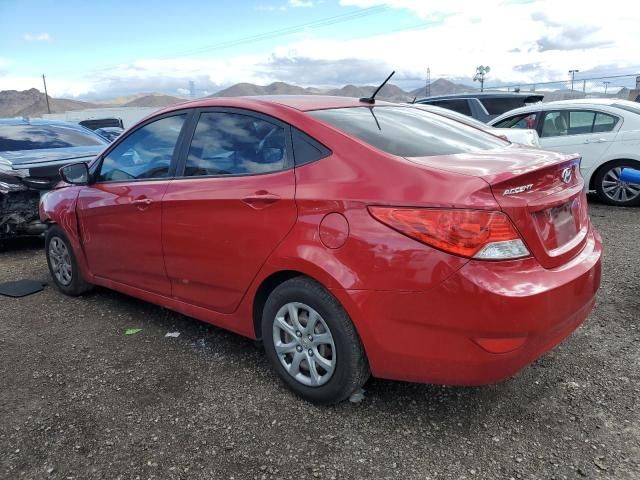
[360,70,395,104]
[411,96,417,104]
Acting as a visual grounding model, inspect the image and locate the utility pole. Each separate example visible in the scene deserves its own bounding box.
[426,67,431,97]
[569,69,579,91]
[189,80,195,99]
[603,81,610,95]
[42,74,51,114]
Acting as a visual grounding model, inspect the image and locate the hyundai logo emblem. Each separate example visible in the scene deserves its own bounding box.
[561,167,573,184]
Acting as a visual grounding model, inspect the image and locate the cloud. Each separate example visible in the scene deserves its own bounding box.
[23,32,51,42]
[4,0,640,99]
[261,55,393,85]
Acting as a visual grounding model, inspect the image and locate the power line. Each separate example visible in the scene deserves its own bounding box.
[155,5,389,60]
[54,6,389,77]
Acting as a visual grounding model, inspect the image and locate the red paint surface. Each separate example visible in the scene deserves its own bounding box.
[40,96,603,386]
[319,213,349,249]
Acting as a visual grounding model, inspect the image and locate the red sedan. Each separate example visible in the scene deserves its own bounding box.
[40,96,602,404]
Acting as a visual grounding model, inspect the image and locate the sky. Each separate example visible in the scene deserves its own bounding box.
[1,0,639,100]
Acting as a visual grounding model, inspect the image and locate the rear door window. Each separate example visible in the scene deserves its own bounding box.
[568,111,596,135]
[308,106,506,157]
[183,112,289,176]
[593,112,619,133]
[541,110,618,138]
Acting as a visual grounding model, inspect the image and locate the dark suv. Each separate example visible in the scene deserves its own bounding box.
[416,92,544,123]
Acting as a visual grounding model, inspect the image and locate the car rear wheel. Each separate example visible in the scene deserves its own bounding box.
[594,160,640,206]
[45,225,93,296]
[261,277,369,404]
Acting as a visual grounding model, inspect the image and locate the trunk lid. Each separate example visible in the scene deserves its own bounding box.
[406,146,588,268]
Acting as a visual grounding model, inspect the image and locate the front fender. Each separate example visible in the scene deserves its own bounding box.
[40,186,93,281]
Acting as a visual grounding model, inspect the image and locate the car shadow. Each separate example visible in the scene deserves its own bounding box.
[0,236,44,253]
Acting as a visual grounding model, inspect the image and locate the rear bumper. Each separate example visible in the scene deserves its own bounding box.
[334,225,602,385]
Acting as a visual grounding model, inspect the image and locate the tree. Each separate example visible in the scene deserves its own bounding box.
[473,65,491,92]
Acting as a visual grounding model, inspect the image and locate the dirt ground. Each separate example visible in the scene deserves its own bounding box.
[0,197,638,480]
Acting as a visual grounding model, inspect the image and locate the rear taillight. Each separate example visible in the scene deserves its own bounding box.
[368,207,530,260]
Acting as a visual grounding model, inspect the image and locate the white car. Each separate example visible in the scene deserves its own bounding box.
[415,104,541,147]
[490,99,640,206]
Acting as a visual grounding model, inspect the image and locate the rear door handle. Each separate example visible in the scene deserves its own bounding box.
[585,138,606,144]
[242,191,280,209]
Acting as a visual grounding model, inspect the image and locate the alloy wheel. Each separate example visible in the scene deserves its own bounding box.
[601,167,640,203]
[272,302,336,387]
[49,237,73,286]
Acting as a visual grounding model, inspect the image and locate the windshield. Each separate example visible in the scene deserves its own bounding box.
[0,124,106,152]
[308,106,507,157]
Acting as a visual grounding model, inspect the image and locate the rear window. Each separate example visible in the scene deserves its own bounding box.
[308,106,507,157]
[0,124,106,151]
[423,99,472,116]
[612,103,640,116]
[480,97,531,115]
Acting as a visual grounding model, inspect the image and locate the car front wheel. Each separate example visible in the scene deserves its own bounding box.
[45,225,93,296]
[261,277,369,404]
[594,160,640,206]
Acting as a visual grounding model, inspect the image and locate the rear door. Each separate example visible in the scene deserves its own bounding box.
[76,113,189,295]
[538,110,619,177]
[162,109,297,313]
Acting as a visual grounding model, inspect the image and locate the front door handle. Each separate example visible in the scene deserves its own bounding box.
[242,191,280,209]
[131,197,153,210]
[585,138,606,144]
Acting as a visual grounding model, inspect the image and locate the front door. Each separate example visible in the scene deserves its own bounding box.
[77,113,188,295]
[162,109,297,313]
[538,110,619,178]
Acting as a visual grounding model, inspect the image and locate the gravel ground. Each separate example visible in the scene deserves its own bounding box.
[0,198,638,480]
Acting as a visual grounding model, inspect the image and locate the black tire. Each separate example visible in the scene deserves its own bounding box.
[261,277,369,404]
[45,225,93,296]
[593,159,640,207]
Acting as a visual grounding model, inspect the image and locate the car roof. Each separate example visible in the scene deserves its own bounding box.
[0,117,89,128]
[492,98,638,117]
[159,95,396,114]
[418,92,544,101]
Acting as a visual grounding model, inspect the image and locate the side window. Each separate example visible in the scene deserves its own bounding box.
[184,112,288,176]
[568,111,595,135]
[96,115,186,182]
[593,112,618,133]
[494,112,538,129]
[541,111,568,138]
[428,99,472,116]
[291,128,331,166]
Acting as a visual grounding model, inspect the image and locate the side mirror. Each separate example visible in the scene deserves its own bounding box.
[60,162,90,185]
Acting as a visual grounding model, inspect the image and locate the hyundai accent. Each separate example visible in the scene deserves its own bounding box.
[40,96,602,404]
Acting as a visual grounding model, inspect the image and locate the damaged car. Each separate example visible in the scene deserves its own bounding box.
[0,118,107,239]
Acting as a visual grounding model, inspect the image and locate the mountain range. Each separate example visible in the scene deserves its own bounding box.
[0,79,474,118]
